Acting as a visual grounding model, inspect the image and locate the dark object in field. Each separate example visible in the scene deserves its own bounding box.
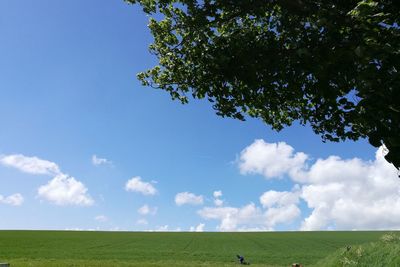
[292,263,303,267]
[0,263,10,267]
[346,245,352,251]
[236,254,250,265]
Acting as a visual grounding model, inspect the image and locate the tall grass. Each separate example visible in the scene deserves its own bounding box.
[314,233,400,267]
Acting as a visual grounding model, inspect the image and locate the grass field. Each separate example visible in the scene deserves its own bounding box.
[0,231,393,266]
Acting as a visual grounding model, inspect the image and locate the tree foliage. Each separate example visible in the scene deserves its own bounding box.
[127,0,400,170]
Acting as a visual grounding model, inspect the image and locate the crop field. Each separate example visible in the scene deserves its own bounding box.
[0,231,391,266]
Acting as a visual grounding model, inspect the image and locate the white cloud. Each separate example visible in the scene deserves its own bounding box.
[265,204,301,227]
[197,170,302,231]
[198,198,301,232]
[138,204,157,215]
[175,192,204,206]
[125,176,157,196]
[199,203,270,231]
[299,147,400,230]
[190,223,205,232]
[259,189,301,227]
[213,191,222,198]
[238,140,308,178]
[0,153,94,206]
[238,140,400,230]
[0,154,61,175]
[213,190,224,206]
[0,193,24,206]
[38,174,94,206]
[95,215,108,222]
[214,199,224,206]
[138,205,150,215]
[260,190,299,208]
[92,155,112,166]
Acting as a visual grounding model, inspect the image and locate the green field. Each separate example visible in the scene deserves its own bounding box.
[0,231,395,266]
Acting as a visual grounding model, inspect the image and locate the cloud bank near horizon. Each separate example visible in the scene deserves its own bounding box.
[233,139,400,231]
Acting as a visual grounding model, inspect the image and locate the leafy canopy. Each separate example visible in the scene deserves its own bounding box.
[127,0,400,170]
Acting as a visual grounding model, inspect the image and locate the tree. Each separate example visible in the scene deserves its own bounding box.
[127,0,400,170]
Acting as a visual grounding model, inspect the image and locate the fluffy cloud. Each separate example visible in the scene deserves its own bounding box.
[0,193,24,206]
[198,195,301,231]
[238,140,308,178]
[0,154,60,175]
[213,191,222,198]
[198,203,267,231]
[214,199,224,207]
[213,190,224,206]
[175,192,204,206]
[38,174,94,206]
[138,204,157,215]
[239,140,400,230]
[260,190,299,208]
[92,155,111,166]
[196,183,302,231]
[260,189,301,227]
[190,223,205,232]
[299,148,400,230]
[265,204,301,227]
[125,177,157,196]
[0,153,93,206]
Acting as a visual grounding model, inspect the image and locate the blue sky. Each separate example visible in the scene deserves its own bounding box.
[1,0,399,232]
